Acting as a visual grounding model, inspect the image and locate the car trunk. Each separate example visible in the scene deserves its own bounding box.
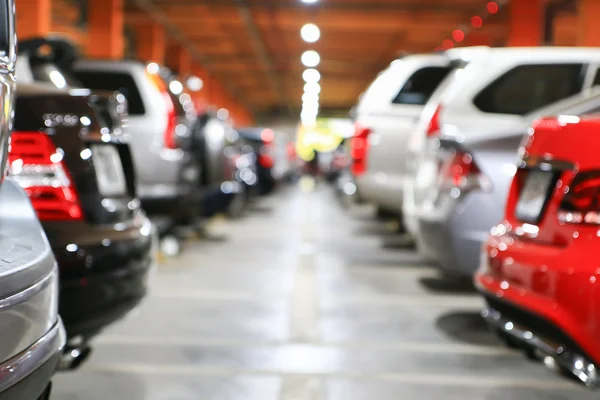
[11,87,137,225]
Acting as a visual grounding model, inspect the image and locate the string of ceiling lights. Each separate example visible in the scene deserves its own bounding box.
[300,0,321,126]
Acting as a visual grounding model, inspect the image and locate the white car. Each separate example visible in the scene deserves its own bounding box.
[350,48,485,220]
[402,47,600,274]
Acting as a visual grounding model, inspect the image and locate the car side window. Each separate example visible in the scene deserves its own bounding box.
[392,67,451,106]
[474,64,585,115]
[592,69,600,87]
[73,71,146,115]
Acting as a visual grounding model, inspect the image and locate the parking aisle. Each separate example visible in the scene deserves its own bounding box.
[52,181,594,400]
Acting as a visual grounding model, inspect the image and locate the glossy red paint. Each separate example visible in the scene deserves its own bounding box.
[475,115,600,364]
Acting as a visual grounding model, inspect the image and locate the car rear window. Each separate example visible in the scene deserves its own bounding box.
[73,71,145,115]
[392,66,452,105]
[474,64,585,116]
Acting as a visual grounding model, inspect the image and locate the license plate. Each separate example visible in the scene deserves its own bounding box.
[91,145,128,197]
[515,170,554,223]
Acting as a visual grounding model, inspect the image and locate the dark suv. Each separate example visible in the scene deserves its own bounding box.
[9,82,155,369]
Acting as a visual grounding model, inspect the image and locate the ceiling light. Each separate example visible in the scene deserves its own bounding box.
[301,0,318,3]
[301,50,320,68]
[302,92,319,103]
[301,23,320,43]
[304,82,321,95]
[303,69,321,83]
[169,80,184,95]
[186,76,204,92]
[303,104,319,113]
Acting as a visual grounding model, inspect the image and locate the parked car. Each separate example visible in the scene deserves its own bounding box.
[192,109,246,217]
[403,47,600,276]
[0,1,66,398]
[349,50,467,218]
[476,105,600,387]
[8,82,155,369]
[70,59,202,237]
[238,128,278,195]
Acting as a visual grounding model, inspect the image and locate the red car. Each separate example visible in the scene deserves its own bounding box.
[476,114,600,387]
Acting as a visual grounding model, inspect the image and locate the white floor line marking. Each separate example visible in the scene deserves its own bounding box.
[279,376,325,400]
[83,363,586,391]
[94,335,515,356]
[289,253,320,343]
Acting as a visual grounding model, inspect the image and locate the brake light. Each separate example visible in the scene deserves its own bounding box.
[8,132,83,221]
[350,124,371,176]
[558,171,600,224]
[258,143,274,169]
[146,69,178,149]
[438,149,483,192]
[426,104,443,137]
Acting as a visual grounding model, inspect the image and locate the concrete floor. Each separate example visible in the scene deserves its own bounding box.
[52,181,595,399]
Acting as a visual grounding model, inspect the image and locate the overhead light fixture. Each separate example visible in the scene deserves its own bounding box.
[186,76,204,92]
[301,23,320,43]
[303,69,321,83]
[302,92,319,103]
[169,80,184,95]
[304,82,321,95]
[301,0,318,3]
[301,50,320,68]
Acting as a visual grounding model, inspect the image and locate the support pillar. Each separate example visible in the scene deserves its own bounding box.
[132,20,165,63]
[577,0,600,46]
[166,45,192,76]
[506,0,544,46]
[15,0,51,39]
[87,0,124,59]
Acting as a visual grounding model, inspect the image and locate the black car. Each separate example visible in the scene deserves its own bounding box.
[237,128,278,195]
[8,83,155,368]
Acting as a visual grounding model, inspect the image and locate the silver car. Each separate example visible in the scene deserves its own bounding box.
[414,90,600,278]
[0,0,65,398]
[70,60,202,229]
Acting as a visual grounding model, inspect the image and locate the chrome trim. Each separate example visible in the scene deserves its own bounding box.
[482,307,599,388]
[520,155,575,172]
[0,270,53,311]
[0,320,65,393]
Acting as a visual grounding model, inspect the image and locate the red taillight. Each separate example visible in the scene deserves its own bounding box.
[258,143,275,169]
[163,92,177,149]
[350,124,371,176]
[147,70,178,149]
[426,104,443,137]
[8,132,83,221]
[558,171,600,224]
[438,149,482,191]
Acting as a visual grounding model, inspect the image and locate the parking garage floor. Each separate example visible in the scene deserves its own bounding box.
[52,181,596,399]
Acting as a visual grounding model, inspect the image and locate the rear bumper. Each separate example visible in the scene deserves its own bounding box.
[415,189,502,277]
[0,321,65,400]
[354,173,403,213]
[481,301,599,388]
[140,186,203,221]
[476,231,600,379]
[43,213,155,339]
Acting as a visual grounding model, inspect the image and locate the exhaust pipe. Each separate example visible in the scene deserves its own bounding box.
[58,345,93,371]
[483,308,599,388]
